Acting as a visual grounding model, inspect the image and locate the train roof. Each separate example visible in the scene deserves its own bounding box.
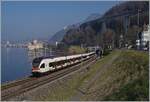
[33,52,95,63]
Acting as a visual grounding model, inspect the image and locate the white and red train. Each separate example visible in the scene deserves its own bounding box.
[32,52,95,76]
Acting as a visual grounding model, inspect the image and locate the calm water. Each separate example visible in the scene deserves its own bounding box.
[1,48,32,84]
[1,47,63,84]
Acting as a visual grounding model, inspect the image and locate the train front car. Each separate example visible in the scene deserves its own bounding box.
[32,57,44,76]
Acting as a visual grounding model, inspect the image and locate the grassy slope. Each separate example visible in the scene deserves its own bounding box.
[43,50,148,101]
[103,50,149,101]
[68,45,86,54]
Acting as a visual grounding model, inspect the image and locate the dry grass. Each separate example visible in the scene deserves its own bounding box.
[68,46,86,54]
[103,50,149,101]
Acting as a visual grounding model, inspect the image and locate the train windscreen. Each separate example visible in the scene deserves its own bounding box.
[32,57,43,67]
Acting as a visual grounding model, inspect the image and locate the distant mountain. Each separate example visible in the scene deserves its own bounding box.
[84,13,102,22]
[49,13,102,45]
[62,1,149,48]
[49,29,66,45]
[48,24,79,45]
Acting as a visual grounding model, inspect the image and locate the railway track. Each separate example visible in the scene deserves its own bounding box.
[1,56,96,101]
[1,77,36,91]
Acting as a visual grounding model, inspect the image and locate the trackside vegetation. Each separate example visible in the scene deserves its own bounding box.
[68,45,87,54]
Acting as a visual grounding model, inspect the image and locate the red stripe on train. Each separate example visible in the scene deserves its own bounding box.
[32,67,40,71]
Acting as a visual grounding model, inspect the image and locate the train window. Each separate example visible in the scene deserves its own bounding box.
[32,63,40,67]
[59,60,65,65]
[40,63,45,68]
[32,58,42,67]
[49,63,53,67]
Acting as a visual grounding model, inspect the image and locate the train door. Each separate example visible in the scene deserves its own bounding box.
[39,62,49,73]
[49,62,55,71]
[63,60,68,67]
[39,63,45,73]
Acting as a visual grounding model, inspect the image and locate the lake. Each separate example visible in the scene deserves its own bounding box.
[1,47,53,84]
[1,48,32,84]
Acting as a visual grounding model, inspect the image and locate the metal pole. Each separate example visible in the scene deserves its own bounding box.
[137,9,140,27]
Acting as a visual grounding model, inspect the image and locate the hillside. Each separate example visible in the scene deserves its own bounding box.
[49,13,102,45]
[62,1,149,48]
[49,29,67,45]
[84,13,102,22]
[49,23,82,45]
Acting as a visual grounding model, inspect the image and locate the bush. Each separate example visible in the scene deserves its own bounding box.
[103,49,111,56]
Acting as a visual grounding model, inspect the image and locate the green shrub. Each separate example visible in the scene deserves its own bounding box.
[103,49,111,56]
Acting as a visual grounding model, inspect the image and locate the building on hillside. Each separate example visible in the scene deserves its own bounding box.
[136,24,149,50]
[142,25,150,50]
[142,25,149,47]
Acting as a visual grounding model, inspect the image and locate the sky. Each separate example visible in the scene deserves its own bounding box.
[1,1,120,43]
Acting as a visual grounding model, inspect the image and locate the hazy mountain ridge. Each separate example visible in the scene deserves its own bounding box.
[62,1,149,47]
[84,13,102,22]
[49,13,102,45]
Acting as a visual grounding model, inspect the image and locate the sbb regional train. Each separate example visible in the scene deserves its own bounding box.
[32,52,95,76]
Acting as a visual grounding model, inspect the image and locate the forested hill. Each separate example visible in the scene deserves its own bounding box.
[62,1,149,48]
